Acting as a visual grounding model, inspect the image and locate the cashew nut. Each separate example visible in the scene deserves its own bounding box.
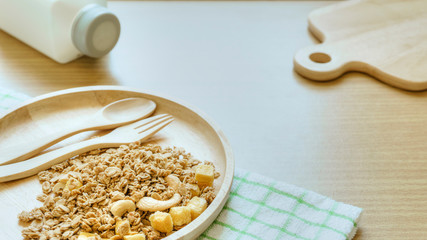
[165,175,181,192]
[110,200,136,217]
[137,193,181,212]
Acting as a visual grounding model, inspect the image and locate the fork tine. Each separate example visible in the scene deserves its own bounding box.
[135,114,173,132]
[125,114,170,129]
[136,117,174,141]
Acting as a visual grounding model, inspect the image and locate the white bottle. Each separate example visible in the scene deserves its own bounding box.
[0,0,120,63]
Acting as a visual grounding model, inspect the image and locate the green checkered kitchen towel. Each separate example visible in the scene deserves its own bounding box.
[199,168,361,240]
[0,87,30,115]
[0,87,362,240]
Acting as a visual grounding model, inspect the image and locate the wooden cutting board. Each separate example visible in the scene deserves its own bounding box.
[294,0,427,91]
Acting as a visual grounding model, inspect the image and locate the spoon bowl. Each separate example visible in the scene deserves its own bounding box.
[97,97,156,126]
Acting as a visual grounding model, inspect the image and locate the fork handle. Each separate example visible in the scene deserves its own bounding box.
[0,137,118,182]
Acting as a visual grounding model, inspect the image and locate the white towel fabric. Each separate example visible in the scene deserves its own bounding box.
[0,87,362,240]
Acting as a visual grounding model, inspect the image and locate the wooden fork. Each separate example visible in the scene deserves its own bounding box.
[0,114,173,182]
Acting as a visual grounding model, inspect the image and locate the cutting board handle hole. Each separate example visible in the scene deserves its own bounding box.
[309,52,331,63]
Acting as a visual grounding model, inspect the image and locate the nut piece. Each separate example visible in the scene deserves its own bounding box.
[115,219,131,236]
[111,191,126,201]
[52,174,70,193]
[137,193,181,212]
[57,174,69,183]
[105,167,122,178]
[165,175,181,192]
[169,206,192,226]
[64,178,82,191]
[186,183,201,197]
[52,182,66,193]
[186,197,207,220]
[195,164,214,187]
[123,234,146,240]
[110,200,136,217]
[149,211,173,233]
[77,232,100,240]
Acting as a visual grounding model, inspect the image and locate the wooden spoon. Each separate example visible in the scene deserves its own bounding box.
[0,97,156,165]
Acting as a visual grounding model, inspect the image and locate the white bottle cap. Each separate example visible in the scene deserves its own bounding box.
[72,4,120,58]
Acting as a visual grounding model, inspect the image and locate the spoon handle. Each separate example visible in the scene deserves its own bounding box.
[0,117,105,166]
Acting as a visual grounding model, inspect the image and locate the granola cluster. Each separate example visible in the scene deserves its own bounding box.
[18,142,219,240]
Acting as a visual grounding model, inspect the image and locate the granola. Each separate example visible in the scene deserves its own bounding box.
[18,142,219,240]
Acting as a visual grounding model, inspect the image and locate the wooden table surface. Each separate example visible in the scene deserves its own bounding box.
[1,1,427,239]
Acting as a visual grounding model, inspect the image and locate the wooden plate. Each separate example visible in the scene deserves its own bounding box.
[0,86,234,240]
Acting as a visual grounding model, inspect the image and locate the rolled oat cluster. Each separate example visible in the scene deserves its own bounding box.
[18,142,219,240]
